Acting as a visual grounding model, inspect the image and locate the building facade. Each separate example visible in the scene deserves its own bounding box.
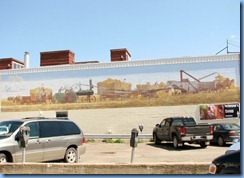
[0,53,240,135]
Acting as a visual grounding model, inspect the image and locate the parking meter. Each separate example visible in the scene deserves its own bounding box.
[130,128,138,163]
[19,126,30,148]
[130,128,138,147]
[139,125,144,132]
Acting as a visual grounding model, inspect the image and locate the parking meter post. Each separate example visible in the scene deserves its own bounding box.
[130,128,138,163]
[22,148,25,163]
[131,147,135,163]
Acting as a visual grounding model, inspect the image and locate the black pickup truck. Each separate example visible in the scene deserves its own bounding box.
[152,116,213,148]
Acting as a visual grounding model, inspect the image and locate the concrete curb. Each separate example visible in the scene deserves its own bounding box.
[0,162,210,174]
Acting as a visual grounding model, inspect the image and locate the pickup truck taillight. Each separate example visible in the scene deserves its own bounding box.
[180,126,186,135]
[228,131,235,136]
[209,125,213,134]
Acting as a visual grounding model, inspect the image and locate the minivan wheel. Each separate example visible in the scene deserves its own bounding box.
[64,147,78,163]
[0,153,8,163]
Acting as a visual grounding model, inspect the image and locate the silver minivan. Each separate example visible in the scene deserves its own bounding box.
[0,117,86,163]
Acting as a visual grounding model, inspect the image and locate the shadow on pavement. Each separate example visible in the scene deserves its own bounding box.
[146,142,210,151]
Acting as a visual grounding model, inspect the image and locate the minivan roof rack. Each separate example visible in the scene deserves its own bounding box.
[21,117,69,120]
[22,117,46,120]
[47,117,69,120]
[55,117,69,120]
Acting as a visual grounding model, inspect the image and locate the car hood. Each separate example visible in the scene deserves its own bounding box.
[213,150,240,164]
[0,136,9,140]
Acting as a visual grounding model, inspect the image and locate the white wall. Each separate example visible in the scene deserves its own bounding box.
[0,105,239,135]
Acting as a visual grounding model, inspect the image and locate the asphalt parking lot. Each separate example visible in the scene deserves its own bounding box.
[80,139,229,164]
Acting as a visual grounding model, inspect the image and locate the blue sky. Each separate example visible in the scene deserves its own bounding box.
[0,0,240,68]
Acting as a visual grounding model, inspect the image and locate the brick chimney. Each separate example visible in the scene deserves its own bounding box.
[110,48,131,62]
[0,58,24,70]
[40,50,75,67]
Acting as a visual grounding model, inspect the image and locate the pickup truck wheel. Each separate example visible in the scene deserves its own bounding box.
[200,142,207,148]
[217,136,225,146]
[0,153,8,163]
[153,133,161,145]
[173,135,179,148]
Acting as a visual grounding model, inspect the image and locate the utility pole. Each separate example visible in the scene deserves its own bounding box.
[216,39,239,55]
[226,40,229,54]
[216,40,228,55]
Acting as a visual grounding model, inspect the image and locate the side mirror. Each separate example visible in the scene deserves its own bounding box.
[156,124,159,127]
[15,132,20,141]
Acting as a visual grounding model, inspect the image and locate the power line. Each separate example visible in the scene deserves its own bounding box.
[228,42,240,48]
[228,39,240,46]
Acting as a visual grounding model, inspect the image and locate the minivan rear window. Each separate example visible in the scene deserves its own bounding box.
[62,122,81,135]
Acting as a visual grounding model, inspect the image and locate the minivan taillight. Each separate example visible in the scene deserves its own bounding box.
[209,125,213,134]
[82,138,85,144]
[180,126,186,135]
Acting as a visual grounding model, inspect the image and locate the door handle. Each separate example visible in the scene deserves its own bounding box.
[46,139,51,143]
[36,140,41,144]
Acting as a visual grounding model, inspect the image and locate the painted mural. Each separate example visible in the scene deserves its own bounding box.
[0,60,240,112]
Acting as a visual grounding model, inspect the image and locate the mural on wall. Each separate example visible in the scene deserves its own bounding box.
[199,103,240,120]
[0,60,240,112]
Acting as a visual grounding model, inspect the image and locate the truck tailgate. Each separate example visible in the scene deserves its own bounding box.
[185,125,211,135]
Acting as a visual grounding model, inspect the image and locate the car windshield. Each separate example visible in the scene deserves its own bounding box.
[0,121,23,137]
[0,127,7,132]
[222,123,240,130]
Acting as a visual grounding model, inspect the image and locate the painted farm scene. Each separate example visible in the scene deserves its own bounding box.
[1,61,240,112]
